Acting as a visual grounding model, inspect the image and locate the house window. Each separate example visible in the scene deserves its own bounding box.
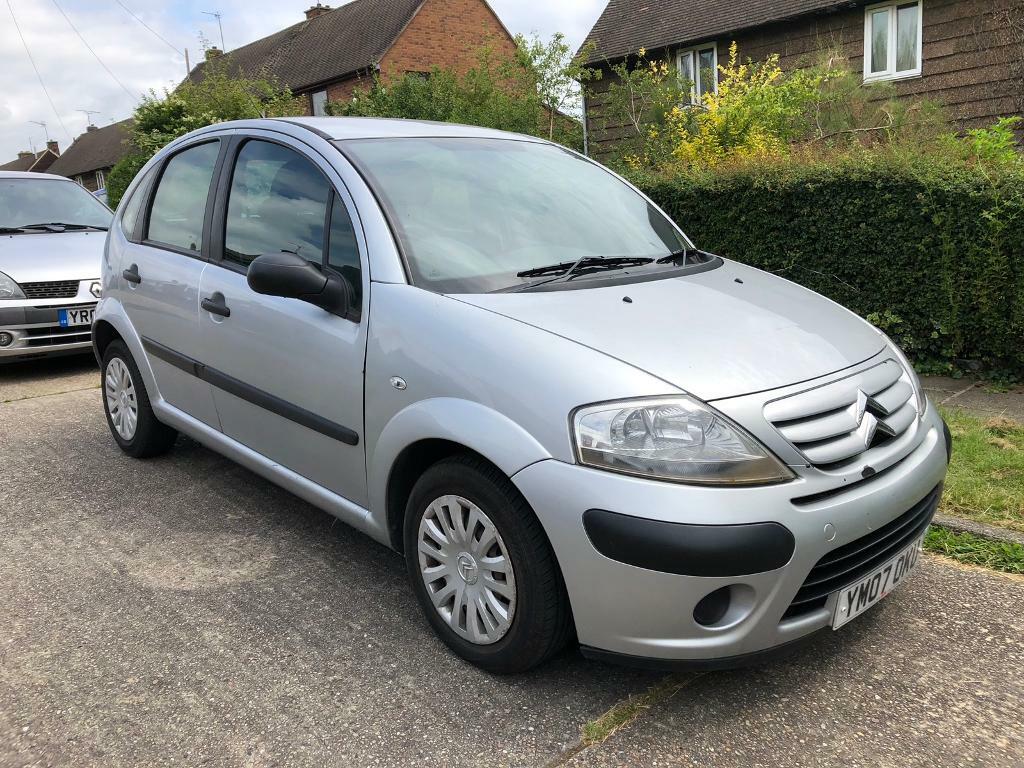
[95,170,105,189]
[311,90,328,117]
[676,43,718,105]
[864,1,922,82]
[74,175,84,186]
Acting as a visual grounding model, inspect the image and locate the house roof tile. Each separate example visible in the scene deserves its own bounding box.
[581,0,865,64]
[187,0,426,92]
[48,120,134,178]
[0,148,60,173]
[0,154,40,173]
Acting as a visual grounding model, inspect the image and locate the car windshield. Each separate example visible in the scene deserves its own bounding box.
[0,178,112,231]
[340,138,690,293]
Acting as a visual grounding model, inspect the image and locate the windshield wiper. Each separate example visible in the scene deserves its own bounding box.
[656,248,702,266]
[517,256,654,280]
[15,222,108,232]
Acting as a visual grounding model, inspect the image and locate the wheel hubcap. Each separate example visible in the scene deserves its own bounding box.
[417,495,516,645]
[105,357,138,441]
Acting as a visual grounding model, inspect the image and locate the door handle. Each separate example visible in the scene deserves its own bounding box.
[122,264,141,284]
[201,292,231,318]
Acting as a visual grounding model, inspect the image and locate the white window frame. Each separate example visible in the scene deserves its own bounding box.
[311,89,328,117]
[675,42,718,106]
[863,0,923,83]
[95,169,105,189]
[74,175,84,186]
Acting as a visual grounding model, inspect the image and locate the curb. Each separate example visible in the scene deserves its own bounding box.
[932,514,1024,548]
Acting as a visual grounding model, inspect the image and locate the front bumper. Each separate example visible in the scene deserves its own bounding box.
[0,290,98,361]
[512,401,949,665]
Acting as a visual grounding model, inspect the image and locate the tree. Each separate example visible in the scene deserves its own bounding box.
[329,37,587,151]
[514,33,597,142]
[107,57,305,207]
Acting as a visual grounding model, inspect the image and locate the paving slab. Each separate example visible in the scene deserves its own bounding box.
[566,560,1024,768]
[920,375,974,397]
[0,389,657,767]
[0,355,98,403]
[920,376,1024,423]
[945,388,1024,424]
[3,376,1024,768]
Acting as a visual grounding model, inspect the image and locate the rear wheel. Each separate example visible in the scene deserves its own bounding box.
[404,454,572,674]
[101,340,177,458]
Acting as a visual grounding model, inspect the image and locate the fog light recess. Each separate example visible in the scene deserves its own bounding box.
[693,584,756,629]
[0,331,14,347]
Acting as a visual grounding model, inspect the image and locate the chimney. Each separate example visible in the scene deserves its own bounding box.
[17,151,33,159]
[205,47,223,60]
[304,3,331,20]
[86,124,98,132]
[46,140,59,155]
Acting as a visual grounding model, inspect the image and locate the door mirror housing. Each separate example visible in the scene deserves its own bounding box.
[247,251,351,316]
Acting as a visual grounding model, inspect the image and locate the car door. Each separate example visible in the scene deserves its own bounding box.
[117,137,225,428]
[198,133,369,506]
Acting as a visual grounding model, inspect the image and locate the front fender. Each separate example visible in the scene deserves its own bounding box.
[367,397,553,523]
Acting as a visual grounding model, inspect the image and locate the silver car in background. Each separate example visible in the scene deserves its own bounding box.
[0,171,111,360]
[93,118,950,673]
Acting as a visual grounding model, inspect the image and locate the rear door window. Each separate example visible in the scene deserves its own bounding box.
[119,164,158,241]
[146,141,220,252]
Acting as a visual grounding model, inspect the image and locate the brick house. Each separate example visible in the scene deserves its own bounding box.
[48,120,134,194]
[186,0,518,115]
[0,141,61,174]
[581,0,1024,158]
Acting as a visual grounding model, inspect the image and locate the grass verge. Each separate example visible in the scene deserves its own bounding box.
[580,674,697,746]
[924,527,1024,574]
[939,408,1024,533]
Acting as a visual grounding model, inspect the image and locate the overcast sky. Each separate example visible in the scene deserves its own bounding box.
[0,0,607,164]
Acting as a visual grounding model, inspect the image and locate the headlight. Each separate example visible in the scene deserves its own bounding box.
[572,396,794,485]
[883,336,927,419]
[0,271,25,300]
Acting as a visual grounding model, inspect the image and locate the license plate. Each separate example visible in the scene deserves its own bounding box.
[58,308,93,327]
[832,535,924,629]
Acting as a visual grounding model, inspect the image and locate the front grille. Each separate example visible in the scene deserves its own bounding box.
[24,323,92,347]
[782,485,941,620]
[21,280,80,299]
[765,360,917,469]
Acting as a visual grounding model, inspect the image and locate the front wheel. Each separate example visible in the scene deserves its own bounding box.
[101,340,177,458]
[404,455,572,674]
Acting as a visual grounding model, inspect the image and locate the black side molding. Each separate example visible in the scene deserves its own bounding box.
[942,420,953,464]
[582,509,795,577]
[141,337,359,446]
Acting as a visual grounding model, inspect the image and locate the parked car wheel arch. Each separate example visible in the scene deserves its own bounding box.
[91,319,122,363]
[388,439,505,553]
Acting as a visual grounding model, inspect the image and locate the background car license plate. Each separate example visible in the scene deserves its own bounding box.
[59,308,93,327]
[832,534,924,629]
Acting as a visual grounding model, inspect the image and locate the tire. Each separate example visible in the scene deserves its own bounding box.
[101,340,177,458]
[404,454,573,674]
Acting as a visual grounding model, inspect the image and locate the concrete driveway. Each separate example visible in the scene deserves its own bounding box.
[2,358,1022,767]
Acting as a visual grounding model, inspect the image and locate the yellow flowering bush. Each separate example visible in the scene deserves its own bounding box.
[668,44,832,169]
[593,43,963,174]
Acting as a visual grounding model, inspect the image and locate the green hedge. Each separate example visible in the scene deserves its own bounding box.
[638,158,1024,377]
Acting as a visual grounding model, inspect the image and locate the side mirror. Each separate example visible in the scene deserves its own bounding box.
[247,251,351,316]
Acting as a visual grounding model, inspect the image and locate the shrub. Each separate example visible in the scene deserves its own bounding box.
[594,45,950,173]
[106,55,305,207]
[637,156,1024,376]
[105,152,148,209]
[330,36,587,150]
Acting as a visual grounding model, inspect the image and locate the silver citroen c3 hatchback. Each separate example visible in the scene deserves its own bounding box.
[93,118,951,673]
